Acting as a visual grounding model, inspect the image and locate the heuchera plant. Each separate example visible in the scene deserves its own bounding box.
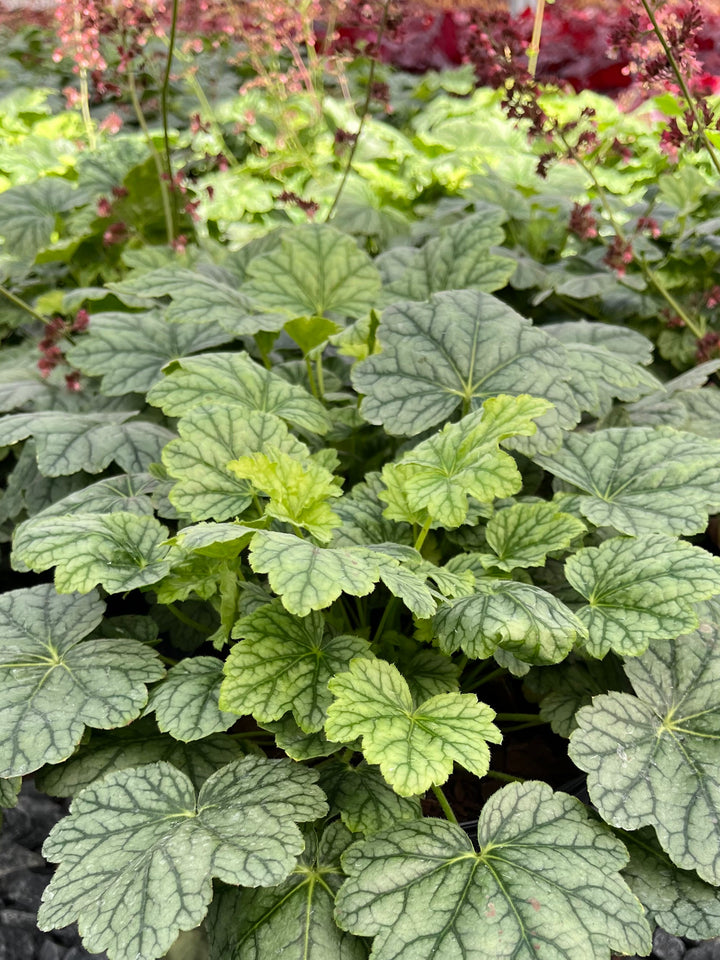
[2,2,720,960]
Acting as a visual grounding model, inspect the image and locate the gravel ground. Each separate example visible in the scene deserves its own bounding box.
[1,782,719,960]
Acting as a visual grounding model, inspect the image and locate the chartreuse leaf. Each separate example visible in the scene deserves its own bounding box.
[163,407,310,522]
[242,224,381,319]
[543,320,660,417]
[144,657,236,741]
[12,512,173,594]
[35,718,248,796]
[383,212,516,301]
[228,445,343,541]
[537,426,720,536]
[621,826,720,940]
[569,622,720,883]
[334,781,651,960]
[565,534,720,657]
[352,290,578,451]
[221,600,372,732]
[380,396,551,529]
[147,351,330,434]
[320,759,422,836]
[434,580,586,667]
[37,756,328,960]
[0,411,175,476]
[325,658,501,796]
[65,310,233,395]
[0,776,21,808]
[0,584,164,777]
[108,266,284,335]
[483,501,586,571]
[207,823,367,960]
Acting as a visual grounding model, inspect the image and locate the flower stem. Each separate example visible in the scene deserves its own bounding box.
[79,67,96,149]
[160,0,180,238]
[0,284,50,326]
[486,770,525,784]
[527,0,546,79]
[126,64,175,245]
[431,784,459,824]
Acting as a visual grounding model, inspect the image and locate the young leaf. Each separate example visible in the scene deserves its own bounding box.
[352,290,578,450]
[36,718,249,796]
[163,406,310,522]
[325,658,501,796]
[334,781,651,960]
[147,351,330,434]
[228,445,343,541]
[621,826,720,941]
[169,521,255,558]
[0,584,164,777]
[0,411,175,476]
[65,309,234,395]
[537,426,720,536]
[248,532,436,618]
[207,823,368,960]
[382,212,515,301]
[565,534,720,657]
[242,224,381,319]
[38,757,328,960]
[569,622,720,883]
[13,512,173,593]
[484,501,586,571]
[320,760,422,836]
[434,580,586,666]
[380,395,551,528]
[221,599,372,732]
[144,657,236,741]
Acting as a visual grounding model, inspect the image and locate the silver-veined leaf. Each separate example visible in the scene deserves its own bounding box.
[144,657,236,741]
[483,500,586,571]
[320,759,422,836]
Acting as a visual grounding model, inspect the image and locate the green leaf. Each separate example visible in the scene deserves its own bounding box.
[228,446,343,541]
[537,426,720,536]
[163,406,310,522]
[145,657,236,741]
[170,522,255,558]
[484,501,586,571]
[36,718,248,796]
[147,351,330,434]
[30,473,157,519]
[325,658,500,796]
[400,649,460,702]
[569,622,720,883]
[108,266,284,334]
[565,534,720,657]
[284,314,343,355]
[220,599,372,732]
[0,584,164,777]
[38,756,328,960]
[335,781,651,960]
[621,826,720,941]
[543,321,659,417]
[248,532,435,618]
[207,823,368,960]
[380,396,552,528]
[382,212,515,301]
[332,472,413,548]
[260,716,342,761]
[0,410,175,476]
[242,224,381,319]
[320,760,422,836]
[434,579,586,666]
[352,290,578,450]
[65,310,234,395]
[0,177,77,261]
[13,512,173,593]
[0,776,20,808]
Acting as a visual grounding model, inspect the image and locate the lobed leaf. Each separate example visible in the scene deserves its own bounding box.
[145,657,236,742]
[321,760,422,836]
[325,658,500,796]
[483,500,586,571]
[0,584,164,777]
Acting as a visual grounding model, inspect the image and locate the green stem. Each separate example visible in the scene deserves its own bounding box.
[431,784,459,824]
[160,0,180,237]
[0,284,50,325]
[326,0,392,220]
[463,664,506,690]
[166,603,211,634]
[79,67,96,149]
[413,516,433,554]
[315,355,325,399]
[486,770,525,784]
[126,65,175,245]
[527,0,546,79]
[372,597,397,647]
[495,713,545,723]
[640,0,720,179]
[305,354,319,398]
